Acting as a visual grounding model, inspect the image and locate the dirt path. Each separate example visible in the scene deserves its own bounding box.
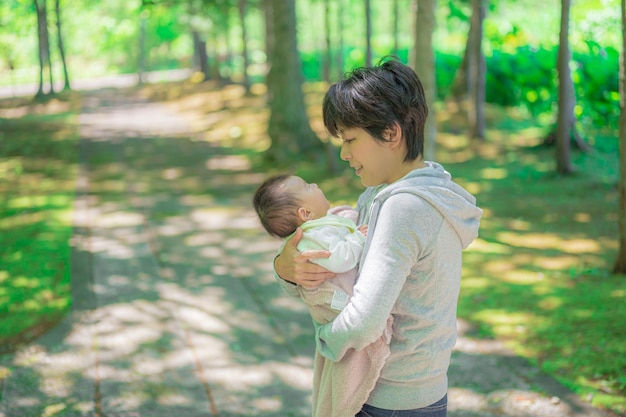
[0,89,617,417]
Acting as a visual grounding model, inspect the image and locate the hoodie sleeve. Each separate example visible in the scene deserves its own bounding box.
[314,194,444,360]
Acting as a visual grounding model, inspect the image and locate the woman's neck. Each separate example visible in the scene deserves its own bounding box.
[392,158,425,182]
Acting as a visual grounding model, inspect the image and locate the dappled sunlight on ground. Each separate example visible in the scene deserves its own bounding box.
[0,96,77,119]
[497,231,603,253]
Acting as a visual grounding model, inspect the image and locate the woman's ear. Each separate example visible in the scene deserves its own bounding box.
[384,122,403,148]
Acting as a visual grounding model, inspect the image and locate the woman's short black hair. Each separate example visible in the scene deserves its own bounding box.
[323,57,428,162]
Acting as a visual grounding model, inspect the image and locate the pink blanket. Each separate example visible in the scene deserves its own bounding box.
[299,276,393,417]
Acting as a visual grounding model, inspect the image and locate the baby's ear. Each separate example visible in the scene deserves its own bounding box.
[297,207,309,222]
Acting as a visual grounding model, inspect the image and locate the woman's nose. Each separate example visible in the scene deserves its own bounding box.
[340,144,350,161]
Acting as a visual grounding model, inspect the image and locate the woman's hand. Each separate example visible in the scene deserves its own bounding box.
[274,228,335,287]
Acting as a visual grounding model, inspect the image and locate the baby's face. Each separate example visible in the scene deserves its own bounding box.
[285,176,330,220]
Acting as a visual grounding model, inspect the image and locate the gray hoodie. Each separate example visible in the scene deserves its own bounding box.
[313,161,482,410]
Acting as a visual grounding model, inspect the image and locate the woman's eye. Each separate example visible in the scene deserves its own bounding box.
[344,138,355,144]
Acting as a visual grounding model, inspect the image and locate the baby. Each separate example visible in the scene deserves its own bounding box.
[253,174,392,417]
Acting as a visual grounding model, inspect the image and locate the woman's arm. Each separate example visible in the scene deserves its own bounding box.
[274,228,336,287]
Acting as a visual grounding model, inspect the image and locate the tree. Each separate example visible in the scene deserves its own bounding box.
[323,0,331,83]
[365,0,372,66]
[265,0,321,164]
[449,31,470,105]
[263,0,273,72]
[412,0,437,162]
[54,0,70,90]
[554,0,592,172]
[555,0,575,174]
[392,0,399,57]
[138,10,147,84]
[34,0,54,97]
[238,0,251,92]
[447,0,486,141]
[336,0,345,76]
[188,0,211,81]
[614,0,626,274]
[468,0,486,141]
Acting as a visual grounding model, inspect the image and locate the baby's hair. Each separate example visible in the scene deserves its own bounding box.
[253,174,302,238]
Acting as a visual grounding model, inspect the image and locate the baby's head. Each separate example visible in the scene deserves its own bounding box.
[253,174,330,238]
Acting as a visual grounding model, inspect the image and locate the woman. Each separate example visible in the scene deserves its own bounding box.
[274,58,483,417]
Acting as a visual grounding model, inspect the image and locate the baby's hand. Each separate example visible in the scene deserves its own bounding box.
[357,224,368,236]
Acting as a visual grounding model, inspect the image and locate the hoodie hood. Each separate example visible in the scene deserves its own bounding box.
[369,161,482,249]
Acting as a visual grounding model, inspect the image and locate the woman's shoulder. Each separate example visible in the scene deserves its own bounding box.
[381,192,442,217]
[357,184,387,207]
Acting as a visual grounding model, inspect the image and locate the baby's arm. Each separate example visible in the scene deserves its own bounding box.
[299,227,365,274]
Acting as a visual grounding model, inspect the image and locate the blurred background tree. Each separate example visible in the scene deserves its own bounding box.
[0,0,620,171]
[265,0,322,164]
[1,1,618,124]
[615,0,625,274]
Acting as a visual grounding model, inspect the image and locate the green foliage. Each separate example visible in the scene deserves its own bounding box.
[575,42,621,132]
[477,44,619,135]
[486,46,556,111]
[1,0,621,138]
[434,51,461,100]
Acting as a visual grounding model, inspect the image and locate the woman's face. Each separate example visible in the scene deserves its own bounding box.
[339,127,399,187]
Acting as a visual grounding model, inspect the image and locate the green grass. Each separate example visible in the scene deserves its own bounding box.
[448,131,624,414]
[0,94,80,353]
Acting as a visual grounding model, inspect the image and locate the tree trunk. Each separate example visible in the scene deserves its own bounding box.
[222,6,232,82]
[323,0,331,83]
[613,0,626,274]
[263,0,273,81]
[192,30,209,80]
[413,0,437,162]
[551,0,592,165]
[336,0,344,75]
[449,36,470,103]
[468,0,486,141]
[44,4,53,93]
[208,30,221,82]
[36,8,45,97]
[238,0,251,93]
[138,14,146,85]
[55,0,70,90]
[34,0,53,96]
[393,0,399,57]
[266,0,321,165]
[365,0,372,66]
[556,0,575,174]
